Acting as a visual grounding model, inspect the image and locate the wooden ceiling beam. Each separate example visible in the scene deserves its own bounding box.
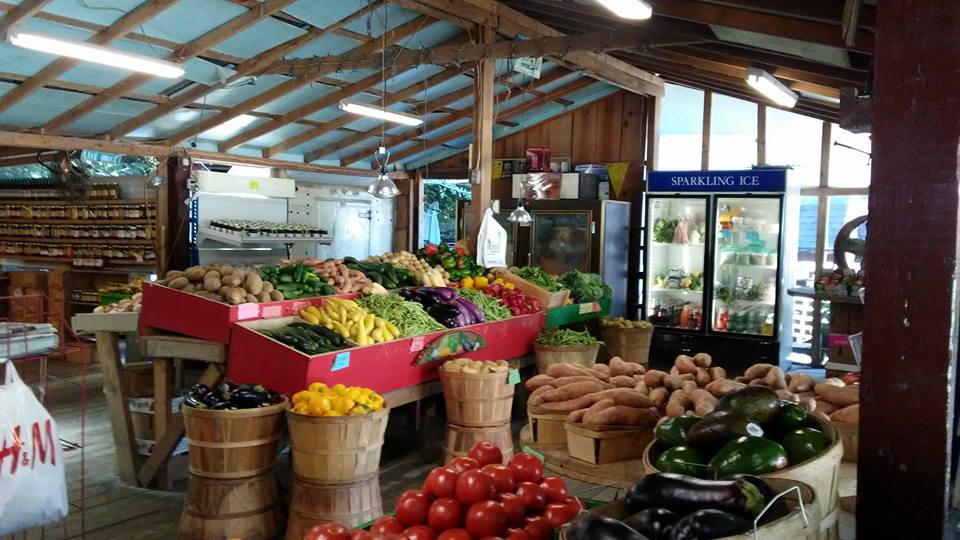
[40,0,296,135]
[259,64,471,157]
[163,14,434,145]
[0,0,53,36]
[389,76,596,165]
[0,130,172,156]
[398,0,663,96]
[105,4,381,140]
[673,44,868,83]
[699,1,874,30]
[321,69,569,165]
[0,0,181,115]
[186,149,408,178]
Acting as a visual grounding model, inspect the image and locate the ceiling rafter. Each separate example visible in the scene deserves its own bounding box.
[256,63,470,157]
[663,74,836,122]
[226,33,471,153]
[390,75,596,165]
[0,0,52,36]
[396,0,663,97]
[0,0,182,115]
[40,0,297,135]
[104,4,382,140]
[325,67,572,166]
[162,14,436,145]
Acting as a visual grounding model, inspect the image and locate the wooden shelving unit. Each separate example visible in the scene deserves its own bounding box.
[0,236,155,245]
[0,218,152,225]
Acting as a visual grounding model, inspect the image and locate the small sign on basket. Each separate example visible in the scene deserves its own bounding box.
[331,351,350,371]
[522,445,545,463]
[237,302,260,320]
[508,368,521,385]
[409,336,425,352]
[578,302,600,315]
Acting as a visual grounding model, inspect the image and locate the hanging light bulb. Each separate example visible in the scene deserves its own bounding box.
[368,146,400,199]
[508,199,532,226]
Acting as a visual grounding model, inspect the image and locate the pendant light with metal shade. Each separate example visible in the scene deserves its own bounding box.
[368,146,400,199]
[508,200,532,226]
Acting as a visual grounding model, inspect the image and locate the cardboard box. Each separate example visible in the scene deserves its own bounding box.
[227,312,545,397]
[140,282,332,343]
[131,411,154,439]
[128,395,184,414]
[10,271,46,290]
[564,422,655,465]
[123,363,154,397]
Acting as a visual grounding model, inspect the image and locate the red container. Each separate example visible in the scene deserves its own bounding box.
[139,283,337,343]
[226,312,545,397]
[525,147,552,172]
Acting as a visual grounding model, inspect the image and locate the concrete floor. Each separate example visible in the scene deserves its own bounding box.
[12,358,861,539]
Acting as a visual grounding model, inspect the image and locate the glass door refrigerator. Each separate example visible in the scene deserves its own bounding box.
[643,169,788,370]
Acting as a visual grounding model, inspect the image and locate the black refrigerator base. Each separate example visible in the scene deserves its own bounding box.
[648,331,779,375]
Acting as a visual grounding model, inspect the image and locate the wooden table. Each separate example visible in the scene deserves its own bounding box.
[788,287,864,372]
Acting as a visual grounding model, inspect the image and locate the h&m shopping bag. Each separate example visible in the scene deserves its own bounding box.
[0,360,68,534]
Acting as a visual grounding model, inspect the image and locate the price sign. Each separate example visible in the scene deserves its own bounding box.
[236,303,260,320]
[507,369,521,385]
[261,305,282,318]
[409,336,425,352]
[331,351,350,371]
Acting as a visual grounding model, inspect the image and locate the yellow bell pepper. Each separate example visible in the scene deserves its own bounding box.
[292,391,311,405]
[474,276,489,288]
[308,382,328,393]
[493,278,505,286]
[504,282,515,290]
[460,276,474,289]
[332,383,347,396]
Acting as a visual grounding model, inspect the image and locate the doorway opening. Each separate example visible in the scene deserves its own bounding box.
[422,179,471,247]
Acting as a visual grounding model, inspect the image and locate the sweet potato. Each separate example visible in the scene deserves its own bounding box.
[776,389,799,403]
[693,352,712,368]
[816,383,859,407]
[670,366,680,376]
[798,396,816,412]
[542,381,605,402]
[644,370,668,387]
[167,276,189,290]
[735,376,750,384]
[689,388,717,416]
[705,379,745,398]
[591,363,611,378]
[610,375,638,388]
[831,403,860,423]
[583,398,615,418]
[788,373,815,393]
[633,381,649,395]
[566,409,588,423]
[695,367,711,387]
[681,380,698,394]
[525,374,556,392]
[765,367,787,390]
[610,357,642,377]
[649,387,669,408]
[613,390,654,409]
[586,405,658,426]
[546,363,594,378]
[675,355,697,374]
[666,390,693,418]
[708,367,727,381]
[679,373,696,383]
[744,363,774,380]
[550,376,608,388]
[814,399,839,415]
[527,385,555,407]
[663,374,683,391]
[749,378,766,385]
[819,377,846,388]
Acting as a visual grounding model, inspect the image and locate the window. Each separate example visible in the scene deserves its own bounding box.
[766,107,823,187]
[823,195,869,270]
[657,84,703,170]
[829,126,871,187]
[708,94,757,170]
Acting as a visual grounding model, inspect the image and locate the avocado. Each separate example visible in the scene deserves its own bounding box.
[656,415,702,448]
[715,385,781,423]
[687,411,764,452]
[709,436,789,478]
[655,445,708,478]
[782,427,829,465]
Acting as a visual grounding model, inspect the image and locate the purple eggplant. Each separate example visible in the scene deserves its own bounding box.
[453,297,485,324]
[420,287,458,302]
[428,303,462,328]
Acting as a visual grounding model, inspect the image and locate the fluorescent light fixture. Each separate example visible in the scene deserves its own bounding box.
[201,114,257,139]
[596,0,652,20]
[745,67,798,108]
[199,191,269,200]
[339,100,423,126]
[195,170,295,198]
[9,31,185,78]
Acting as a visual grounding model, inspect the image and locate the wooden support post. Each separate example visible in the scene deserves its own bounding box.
[95,331,138,485]
[859,2,960,536]
[757,106,767,165]
[645,95,661,172]
[701,91,712,169]
[469,25,495,241]
[810,121,831,366]
[152,356,173,489]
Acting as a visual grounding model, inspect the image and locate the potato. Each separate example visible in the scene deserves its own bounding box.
[203,269,221,281]
[692,352,712,368]
[165,270,184,279]
[225,290,246,305]
[610,375,638,388]
[269,290,284,301]
[610,357,634,377]
[261,280,274,294]
[258,291,272,303]
[542,381,605,402]
[244,273,264,295]
[222,274,245,288]
[527,384,555,407]
[218,265,236,276]
[167,276,189,290]
[586,405,657,426]
[798,396,816,412]
[633,381,648,395]
[244,293,258,303]
[182,283,196,293]
[184,266,208,282]
[203,276,222,292]
[666,390,692,418]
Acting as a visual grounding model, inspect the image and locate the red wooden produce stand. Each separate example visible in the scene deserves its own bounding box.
[226,312,545,396]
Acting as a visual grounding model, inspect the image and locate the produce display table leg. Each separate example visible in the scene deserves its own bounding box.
[152,357,173,489]
[95,330,139,486]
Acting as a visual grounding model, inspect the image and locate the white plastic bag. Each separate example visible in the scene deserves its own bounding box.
[476,208,507,268]
[0,360,68,535]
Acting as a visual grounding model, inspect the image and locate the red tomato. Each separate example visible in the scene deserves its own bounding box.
[427,497,464,531]
[436,529,471,540]
[468,441,503,466]
[564,496,584,515]
[448,456,480,474]
[455,469,497,505]
[514,482,547,513]
[396,489,431,527]
[304,522,351,540]
[541,503,576,528]
[402,525,436,540]
[350,532,399,540]
[538,477,568,504]
[423,467,461,499]
[497,493,526,527]
[508,454,544,484]
[370,516,405,535]
[465,500,508,538]
[523,516,553,540]
[504,529,532,540]
[481,464,515,493]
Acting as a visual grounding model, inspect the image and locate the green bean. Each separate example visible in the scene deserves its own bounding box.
[358,293,445,336]
[535,328,598,346]
[457,288,511,321]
